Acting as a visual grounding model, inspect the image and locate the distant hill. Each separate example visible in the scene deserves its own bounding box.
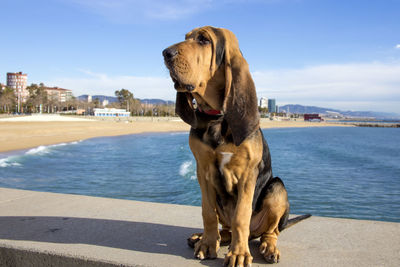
[280,104,400,119]
[76,96,398,119]
[140,99,174,105]
[77,95,174,105]
[77,95,118,103]
[279,104,340,114]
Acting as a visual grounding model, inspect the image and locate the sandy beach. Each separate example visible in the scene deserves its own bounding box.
[0,115,347,153]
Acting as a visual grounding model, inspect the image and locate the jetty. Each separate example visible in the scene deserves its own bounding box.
[0,187,399,266]
[327,121,400,128]
[351,122,400,128]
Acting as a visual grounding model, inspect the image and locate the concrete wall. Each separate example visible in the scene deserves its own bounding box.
[1,188,399,267]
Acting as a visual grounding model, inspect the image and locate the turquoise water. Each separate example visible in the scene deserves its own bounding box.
[1,127,399,222]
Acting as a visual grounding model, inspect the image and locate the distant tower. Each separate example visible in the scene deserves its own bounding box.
[259,97,268,108]
[268,99,276,113]
[7,72,28,113]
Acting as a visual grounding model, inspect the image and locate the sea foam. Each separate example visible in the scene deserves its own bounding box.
[25,141,81,156]
[26,146,51,155]
[0,157,21,168]
[179,160,196,180]
[0,141,82,168]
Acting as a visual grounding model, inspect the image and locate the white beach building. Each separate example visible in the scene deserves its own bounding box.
[93,108,130,117]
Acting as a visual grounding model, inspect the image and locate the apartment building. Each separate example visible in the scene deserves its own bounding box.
[259,97,268,108]
[44,87,73,102]
[268,99,277,113]
[7,72,29,103]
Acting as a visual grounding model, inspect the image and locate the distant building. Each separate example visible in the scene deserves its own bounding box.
[76,109,86,115]
[102,99,109,107]
[286,106,290,115]
[304,114,323,122]
[93,108,130,117]
[77,95,92,103]
[7,72,29,110]
[44,87,73,102]
[259,97,268,108]
[268,99,276,113]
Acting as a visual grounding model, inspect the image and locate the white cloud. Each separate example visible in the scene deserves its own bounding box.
[252,62,400,113]
[45,62,400,113]
[396,44,400,49]
[45,70,175,100]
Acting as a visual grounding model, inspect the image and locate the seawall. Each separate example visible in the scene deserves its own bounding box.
[352,122,400,128]
[0,187,399,266]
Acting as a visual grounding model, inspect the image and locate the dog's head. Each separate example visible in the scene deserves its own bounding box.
[163,26,259,146]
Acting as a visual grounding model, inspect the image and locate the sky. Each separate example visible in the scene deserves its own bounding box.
[2,0,400,113]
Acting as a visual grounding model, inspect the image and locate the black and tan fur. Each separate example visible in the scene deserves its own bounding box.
[163,26,310,266]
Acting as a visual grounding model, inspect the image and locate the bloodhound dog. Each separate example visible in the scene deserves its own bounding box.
[163,26,310,266]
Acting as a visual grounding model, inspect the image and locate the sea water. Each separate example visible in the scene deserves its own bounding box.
[0,127,399,222]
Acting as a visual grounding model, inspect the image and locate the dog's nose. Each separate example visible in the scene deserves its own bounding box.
[163,47,178,60]
[185,85,195,92]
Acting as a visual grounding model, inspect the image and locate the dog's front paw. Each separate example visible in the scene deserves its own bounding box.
[223,247,253,267]
[194,236,220,260]
[259,240,280,263]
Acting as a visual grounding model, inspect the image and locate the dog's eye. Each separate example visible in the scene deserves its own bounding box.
[198,35,210,45]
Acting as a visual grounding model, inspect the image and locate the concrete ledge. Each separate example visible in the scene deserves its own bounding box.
[0,188,399,266]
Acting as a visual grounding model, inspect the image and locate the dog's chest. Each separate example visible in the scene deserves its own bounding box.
[219,152,233,174]
[190,124,263,196]
[192,137,250,193]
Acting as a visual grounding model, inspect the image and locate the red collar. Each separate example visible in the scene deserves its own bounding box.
[197,107,222,116]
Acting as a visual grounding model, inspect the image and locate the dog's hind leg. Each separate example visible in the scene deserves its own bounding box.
[250,177,289,263]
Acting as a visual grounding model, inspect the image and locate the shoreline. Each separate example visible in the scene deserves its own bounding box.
[0,116,350,153]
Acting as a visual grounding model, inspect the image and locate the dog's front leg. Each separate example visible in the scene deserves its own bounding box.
[224,171,256,267]
[194,170,221,260]
[189,134,221,260]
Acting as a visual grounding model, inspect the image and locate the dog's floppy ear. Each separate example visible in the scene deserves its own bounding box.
[220,29,259,146]
[175,92,196,126]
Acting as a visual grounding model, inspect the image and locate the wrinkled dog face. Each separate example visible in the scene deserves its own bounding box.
[163,29,214,93]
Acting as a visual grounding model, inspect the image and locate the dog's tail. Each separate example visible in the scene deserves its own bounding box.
[278,213,312,232]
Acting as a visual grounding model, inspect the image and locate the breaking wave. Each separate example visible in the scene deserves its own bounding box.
[179,160,196,180]
[0,141,82,168]
[0,157,21,168]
